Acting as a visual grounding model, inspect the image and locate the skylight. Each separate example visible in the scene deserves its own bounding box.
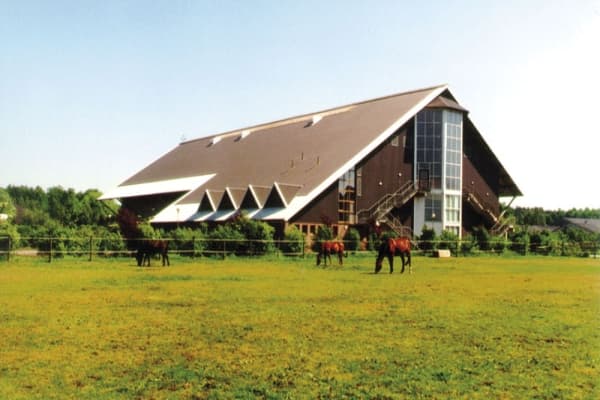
[239,130,251,140]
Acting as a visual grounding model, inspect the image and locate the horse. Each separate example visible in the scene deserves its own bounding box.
[136,240,170,267]
[375,237,411,274]
[316,240,346,266]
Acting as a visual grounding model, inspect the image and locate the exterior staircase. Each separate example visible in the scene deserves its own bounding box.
[463,191,511,235]
[357,180,419,237]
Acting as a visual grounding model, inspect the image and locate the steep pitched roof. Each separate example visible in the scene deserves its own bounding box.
[101,84,519,223]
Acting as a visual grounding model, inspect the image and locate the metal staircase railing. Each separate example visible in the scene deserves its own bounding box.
[357,181,418,224]
[379,214,414,237]
[356,180,418,238]
[464,191,510,234]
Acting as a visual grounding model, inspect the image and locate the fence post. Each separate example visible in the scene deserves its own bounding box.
[6,236,10,262]
[49,238,53,263]
[222,239,226,260]
[89,236,93,262]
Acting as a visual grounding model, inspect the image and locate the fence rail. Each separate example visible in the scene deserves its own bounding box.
[1,236,598,262]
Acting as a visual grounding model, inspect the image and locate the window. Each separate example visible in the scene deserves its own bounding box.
[425,194,442,222]
[416,109,443,189]
[338,167,356,223]
[444,111,462,191]
[445,194,460,223]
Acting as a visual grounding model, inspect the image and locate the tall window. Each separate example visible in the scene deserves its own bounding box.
[416,107,463,236]
[338,167,356,223]
[445,110,462,191]
[416,109,443,189]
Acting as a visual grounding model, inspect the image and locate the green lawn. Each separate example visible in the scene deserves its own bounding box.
[1,255,598,399]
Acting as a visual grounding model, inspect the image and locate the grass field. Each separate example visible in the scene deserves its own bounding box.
[1,255,598,399]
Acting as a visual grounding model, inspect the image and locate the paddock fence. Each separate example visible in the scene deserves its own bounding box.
[1,236,598,263]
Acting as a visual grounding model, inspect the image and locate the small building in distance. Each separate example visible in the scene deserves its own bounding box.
[101,84,521,240]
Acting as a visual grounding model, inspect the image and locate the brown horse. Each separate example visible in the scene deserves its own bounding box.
[316,240,346,266]
[375,237,411,274]
[136,240,170,267]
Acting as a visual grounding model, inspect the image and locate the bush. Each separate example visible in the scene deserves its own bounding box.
[343,228,361,251]
[95,229,126,256]
[312,225,333,252]
[438,230,459,255]
[170,226,206,257]
[489,235,508,254]
[0,222,20,258]
[419,226,437,251]
[232,216,274,256]
[281,226,304,255]
[459,234,477,256]
[206,224,245,257]
[366,232,379,251]
[472,226,491,251]
[529,230,561,255]
[509,230,529,255]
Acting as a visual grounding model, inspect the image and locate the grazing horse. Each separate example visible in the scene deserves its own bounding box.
[316,240,346,266]
[375,237,411,274]
[136,240,170,267]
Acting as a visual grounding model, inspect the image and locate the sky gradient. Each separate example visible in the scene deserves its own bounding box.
[1,0,599,210]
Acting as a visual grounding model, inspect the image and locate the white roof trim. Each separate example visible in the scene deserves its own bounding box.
[151,203,200,223]
[272,182,289,208]
[99,174,215,200]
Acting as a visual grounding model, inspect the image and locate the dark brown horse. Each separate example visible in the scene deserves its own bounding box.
[136,240,170,267]
[316,240,346,266]
[375,237,411,274]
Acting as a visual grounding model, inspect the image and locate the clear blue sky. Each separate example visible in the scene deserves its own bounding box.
[1,0,599,210]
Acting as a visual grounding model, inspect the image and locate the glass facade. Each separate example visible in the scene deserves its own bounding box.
[415,108,463,235]
[415,110,443,189]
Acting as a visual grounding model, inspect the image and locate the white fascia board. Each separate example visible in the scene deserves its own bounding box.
[99,174,216,200]
[272,182,289,208]
[250,207,288,220]
[151,203,200,223]
[281,85,448,221]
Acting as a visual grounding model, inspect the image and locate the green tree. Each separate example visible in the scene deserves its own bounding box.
[0,188,16,220]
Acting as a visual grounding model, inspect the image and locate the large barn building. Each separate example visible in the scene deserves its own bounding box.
[101,84,521,240]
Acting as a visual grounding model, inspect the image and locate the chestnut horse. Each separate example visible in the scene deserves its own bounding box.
[316,241,346,266]
[136,240,170,267]
[375,237,411,274]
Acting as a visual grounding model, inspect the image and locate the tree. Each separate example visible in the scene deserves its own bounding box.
[0,188,16,220]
